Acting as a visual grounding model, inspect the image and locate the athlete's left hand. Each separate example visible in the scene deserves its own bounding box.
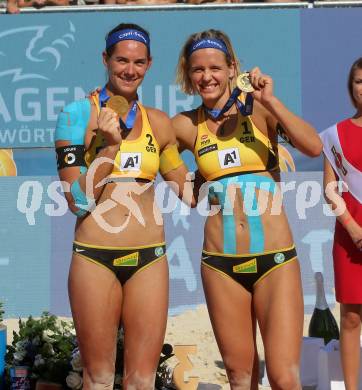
[249,67,274,105]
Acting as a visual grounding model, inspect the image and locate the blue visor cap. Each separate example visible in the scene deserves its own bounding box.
[187,38,229,57]
[106,29,150,52]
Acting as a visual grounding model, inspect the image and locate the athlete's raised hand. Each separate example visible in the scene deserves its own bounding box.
[98,107,122,147]
[249,67,274,106]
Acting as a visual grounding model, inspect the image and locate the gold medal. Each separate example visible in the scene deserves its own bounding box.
[236,73,254,93]
[106,95,129,116]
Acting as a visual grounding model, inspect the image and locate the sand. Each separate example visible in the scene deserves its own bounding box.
[3,303,341,389]
[163,304,341,389]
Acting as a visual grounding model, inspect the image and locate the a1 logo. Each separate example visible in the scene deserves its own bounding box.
[121,153,142,171]
[218,148,241,169]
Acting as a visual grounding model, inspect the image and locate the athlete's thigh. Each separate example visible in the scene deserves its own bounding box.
[201,264,256,370]
[122,256,169,370]
[254,260,303,369]
[68,254,122,366]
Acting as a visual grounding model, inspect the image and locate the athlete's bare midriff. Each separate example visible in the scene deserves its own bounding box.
[74,181,165,247]
[203,171,294,254]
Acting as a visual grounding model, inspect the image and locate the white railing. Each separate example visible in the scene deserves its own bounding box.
[1,1,361,13]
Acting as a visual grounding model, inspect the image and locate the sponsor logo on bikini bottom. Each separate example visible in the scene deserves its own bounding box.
[233,258,257,273]
[113,252,139,266]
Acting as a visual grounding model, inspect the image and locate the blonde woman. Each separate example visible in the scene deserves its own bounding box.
[172,29,322,389]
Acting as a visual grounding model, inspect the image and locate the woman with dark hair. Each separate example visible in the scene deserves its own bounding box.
[55,23,192,389]
[172,29,322,389]
[322,57,362,390]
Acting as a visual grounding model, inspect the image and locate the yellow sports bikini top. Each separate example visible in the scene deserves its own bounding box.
[194,107,278,181]
[85,93,160,181]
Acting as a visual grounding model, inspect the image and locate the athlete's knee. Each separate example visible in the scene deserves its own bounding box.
[228,374,252,390]
[84,369,115,389]
[341,311,360,330]
[123,370,156,390]
[225,367,253,390]
[268,365,301,390]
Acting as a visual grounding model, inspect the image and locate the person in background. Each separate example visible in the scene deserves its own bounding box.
[322,57,362,390]
[6,0,69,13]
[172,29,322,389]
[102,0,177,5]
[55,23,193,389]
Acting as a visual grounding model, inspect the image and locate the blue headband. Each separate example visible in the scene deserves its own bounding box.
[106,29,150,52]
[187,38,229,57]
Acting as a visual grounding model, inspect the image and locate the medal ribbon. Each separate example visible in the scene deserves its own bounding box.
[203,87,254,119]
[99,86,138,132]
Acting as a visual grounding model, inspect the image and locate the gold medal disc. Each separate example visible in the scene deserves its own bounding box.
[236,73,254,93]
[106,96,129,116]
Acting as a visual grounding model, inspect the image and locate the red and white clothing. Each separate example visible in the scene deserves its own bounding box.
[320,119,362,304]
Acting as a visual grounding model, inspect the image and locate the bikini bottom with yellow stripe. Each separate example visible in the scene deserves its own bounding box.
[73,241,166,286]
[201,245,297,292]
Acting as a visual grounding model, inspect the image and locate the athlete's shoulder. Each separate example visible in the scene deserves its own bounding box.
[171,110,198,152]
[59,98,91,121]
[172,108,198,127]
[142,105,170,122]
[55,98,92,143]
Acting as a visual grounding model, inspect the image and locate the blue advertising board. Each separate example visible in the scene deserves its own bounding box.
[1,7,361,318]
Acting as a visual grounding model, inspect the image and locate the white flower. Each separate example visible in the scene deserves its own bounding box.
[34,354,45,367]
[66,371,83,389]
[42,329,55,343]
[15,339,29,350]
[13,350,27,362]
[70,350,83,372]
